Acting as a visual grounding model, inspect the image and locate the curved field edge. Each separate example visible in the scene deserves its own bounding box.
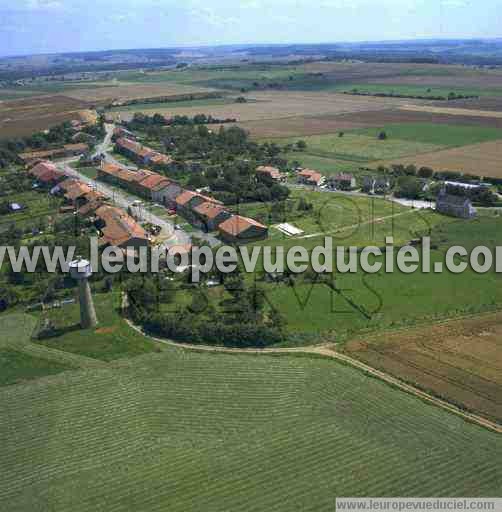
[1,339,501,512]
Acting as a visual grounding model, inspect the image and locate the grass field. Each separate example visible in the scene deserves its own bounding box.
[0,345,501,511]
[270,123,502,166]
[282,152,364,176]
[243,212,502,342]
[71,165,99,179]
[40,292,160,361]
[0,190,61,230]
[265,248,502,341]
[0,313,72,386]
[269,133,442,162]
[231,190,418,242]
[351,122,502,147]
[0,349,70,386]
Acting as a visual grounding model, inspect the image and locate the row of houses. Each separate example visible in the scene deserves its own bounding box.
[28,161,150,249]
[98,163,173,201]
[115,137,173,168]
[98,162,268,242]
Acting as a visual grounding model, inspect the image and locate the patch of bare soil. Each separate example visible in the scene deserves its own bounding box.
[344,312,502,423]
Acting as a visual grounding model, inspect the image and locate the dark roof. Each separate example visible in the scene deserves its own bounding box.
[438,193,471,206]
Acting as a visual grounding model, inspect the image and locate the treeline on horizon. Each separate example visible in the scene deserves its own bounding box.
[3,40,502,81]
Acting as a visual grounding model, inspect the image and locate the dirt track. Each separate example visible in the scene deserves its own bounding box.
[123,307,502,435]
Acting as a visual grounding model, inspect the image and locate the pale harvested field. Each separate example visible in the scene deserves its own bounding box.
[64,82,215,102]
[238,114,370,138]
[345,312,502,424]
[400,104,502,119]
[375,139,502,178]
[0,95,91,139]
[115,91,405,123]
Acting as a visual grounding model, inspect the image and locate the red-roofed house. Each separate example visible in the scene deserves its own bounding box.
[192,201,232,231]
[95,205,150,249]
[29,161,66,185]
[329,173,357,190]
[256,165,286,182]
[218,215,268,243]
[297,169,324,187]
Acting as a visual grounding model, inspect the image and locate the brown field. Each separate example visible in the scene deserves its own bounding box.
[344,312,502,424]
[0,95,92,139]
[114,91,405,123]
[376,139,502,179]
[64,82,214,102]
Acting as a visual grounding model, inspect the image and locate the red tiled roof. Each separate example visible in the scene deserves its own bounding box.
[65,182,93,201]
[149,152,173,165]
[257,165,283,180]
[334,173,354,181]
[78,200,104,216]
[218,215,267,237]
[138,174,170,191]
[116,137,153,159]
[298,168,323,184]
[192,201,227,220]
[95,205,149,247]
[58,177,80,191]
[30,161,57,176]
[30,161,66,183]
[175,190,199,206]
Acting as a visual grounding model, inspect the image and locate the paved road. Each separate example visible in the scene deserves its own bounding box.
[58,159,191,249]
[58,125,220,248]
[289,184,436,210]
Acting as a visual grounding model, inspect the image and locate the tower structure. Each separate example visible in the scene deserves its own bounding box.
[69,257,98,329]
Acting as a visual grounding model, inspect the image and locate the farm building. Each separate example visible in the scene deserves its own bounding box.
[19,143,89,165]
[61,180,94,206]
[115,137,173,169]
[218,215,268,243]
[98,163,170,200]
[192,201,232,231]
[297,169,324,187]
[436,189,477,219]
[175,190,223,220]
[153,182,183,207]
[329,173,356,190]
[175,191,206,221]
[94,205,150,249]
[147,152,173,168]
[256,165,286,182]
[136,174,171,198]
[115,137,152,164]
[29,161,66,186]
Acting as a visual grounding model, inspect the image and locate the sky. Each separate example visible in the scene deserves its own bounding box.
[0,0,500,57]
